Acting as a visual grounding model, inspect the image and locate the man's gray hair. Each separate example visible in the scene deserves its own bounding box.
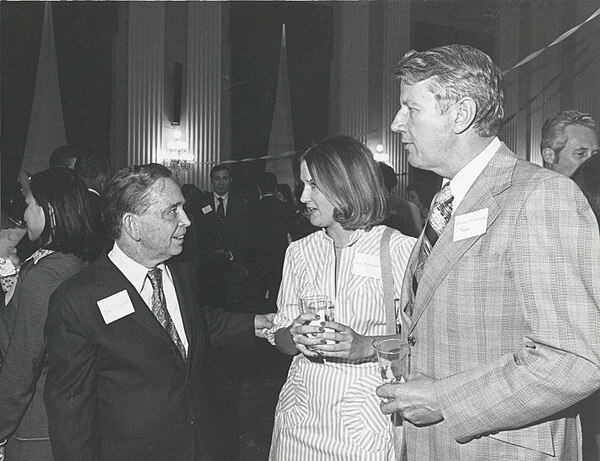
[394,44,504,137]
[540,110,596,155]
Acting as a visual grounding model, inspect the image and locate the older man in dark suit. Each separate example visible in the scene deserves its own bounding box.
[44,163,273,461]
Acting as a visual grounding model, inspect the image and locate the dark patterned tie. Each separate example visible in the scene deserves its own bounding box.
[411,183,454,297]
[147,268,187,360]
[216,197,225,221]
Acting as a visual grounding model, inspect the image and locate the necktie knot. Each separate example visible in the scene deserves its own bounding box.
[147,267,163,290]
[218,197,224,204]
[432,182,453,208]
[428,183,454,229]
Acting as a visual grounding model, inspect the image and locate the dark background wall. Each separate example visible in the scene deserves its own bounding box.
[1,2,116,196]
[227,1,333,196]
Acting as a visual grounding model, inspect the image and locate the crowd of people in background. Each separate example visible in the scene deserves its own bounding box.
[0,43,599,461]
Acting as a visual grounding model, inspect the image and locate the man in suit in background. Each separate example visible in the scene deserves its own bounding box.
[75,153,111,248]
[48,145,80,169]
[191,164,249,311]
[44,163,273,461]
[541,110,598,178]
[247,172,295,310]
[377,44,600,460]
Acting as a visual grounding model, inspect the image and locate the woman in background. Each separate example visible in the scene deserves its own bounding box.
[0,168,100,460]
[276,183,295,208]
[406,182,433,227]
[266,136,416,460]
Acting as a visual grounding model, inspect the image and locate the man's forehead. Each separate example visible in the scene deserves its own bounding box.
[400,79,434,100]
[565,125,598,144]
[146,177,182,202]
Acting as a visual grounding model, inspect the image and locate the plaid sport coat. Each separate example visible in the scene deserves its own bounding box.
[399,143,600,460]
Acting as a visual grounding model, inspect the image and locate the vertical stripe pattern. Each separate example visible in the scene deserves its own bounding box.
[128,3,165,166]
[186,3,222,190]
[267,226,416,460]
[412,184,453,296]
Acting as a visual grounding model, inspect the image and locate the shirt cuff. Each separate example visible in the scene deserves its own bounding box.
[264,312,292,346]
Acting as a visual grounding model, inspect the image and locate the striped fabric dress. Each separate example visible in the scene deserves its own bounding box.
[266,226,416,461]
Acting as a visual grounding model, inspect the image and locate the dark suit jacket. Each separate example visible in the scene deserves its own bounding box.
[246,195,295,300]
[190,192,249,263]
[44,252,255,461]
[87,189,110,251]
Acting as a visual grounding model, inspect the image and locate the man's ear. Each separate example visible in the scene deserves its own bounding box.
[452,98,477,134]
[122,213,141,242]
[541,147,556,165]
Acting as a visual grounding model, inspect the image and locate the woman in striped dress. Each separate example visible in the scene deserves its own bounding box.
[266,136,416,460]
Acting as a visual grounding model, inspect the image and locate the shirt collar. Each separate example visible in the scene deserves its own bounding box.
[213,191,229,202]
[448,137,500,213]
[108,242,172,293]
[319,228,365,247]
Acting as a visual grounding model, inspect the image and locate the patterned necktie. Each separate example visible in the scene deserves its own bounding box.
[147,268,187,360]
[216,197,225,220]
[411,183,454,297]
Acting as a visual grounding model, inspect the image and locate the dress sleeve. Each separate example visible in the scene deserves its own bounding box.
[264,243,302,345]
[0,263,62,440]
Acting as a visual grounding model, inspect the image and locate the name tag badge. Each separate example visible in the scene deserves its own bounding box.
[97,290,135,324]
[352,253,381,279]
[453,208,488,242]
[201,205,212,215]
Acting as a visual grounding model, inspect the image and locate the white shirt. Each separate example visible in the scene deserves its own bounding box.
[108,242,188,352]
[213,192,229,216]
[447,137,500,215]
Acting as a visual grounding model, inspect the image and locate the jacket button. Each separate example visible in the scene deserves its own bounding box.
[188,419,195,425]
[407,336,416,346]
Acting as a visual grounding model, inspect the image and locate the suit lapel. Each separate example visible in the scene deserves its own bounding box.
[168,261,196,370]
[93,254,186,354]
[227,195,238,218]
[400,232,422,326]
[408,144,516,332]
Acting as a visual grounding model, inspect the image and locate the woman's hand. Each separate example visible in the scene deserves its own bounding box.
[312,321,375,361]
[288,313,328,357]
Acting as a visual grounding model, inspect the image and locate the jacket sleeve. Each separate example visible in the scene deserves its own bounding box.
[204,305,255,348]
[44,289,100,461]
[434,176,600,442]
[0,264,60,440]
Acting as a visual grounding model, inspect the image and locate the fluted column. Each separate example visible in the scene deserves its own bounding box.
[382,1,411,196]
[573,1,600,125]
[528,9,562,164]
[497,8,523,159]
[186,2,222,190]
[337,3,370,143]
[128,2,165,166]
